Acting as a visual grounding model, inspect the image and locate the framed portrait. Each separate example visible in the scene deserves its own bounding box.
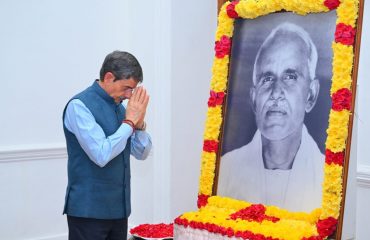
[178,0,365,239]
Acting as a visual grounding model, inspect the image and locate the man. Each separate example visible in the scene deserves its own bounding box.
[218,23,324,212]
[63,51,152,239]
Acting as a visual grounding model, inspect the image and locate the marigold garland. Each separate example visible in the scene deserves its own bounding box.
[177,0,360,239]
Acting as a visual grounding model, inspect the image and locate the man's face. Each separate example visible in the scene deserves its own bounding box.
[251,34,318,141]
[110,78,138,102]
[102,72,138,103]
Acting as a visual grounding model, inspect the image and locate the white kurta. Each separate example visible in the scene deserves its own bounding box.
[218,125,324,212]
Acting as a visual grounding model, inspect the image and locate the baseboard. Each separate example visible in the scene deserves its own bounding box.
[24,233,68,240]
[0,143,67,163]
[357,164,370,188]
[23,228,134,240]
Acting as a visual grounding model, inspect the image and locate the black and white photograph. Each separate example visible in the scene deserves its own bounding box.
[217,11,336,212]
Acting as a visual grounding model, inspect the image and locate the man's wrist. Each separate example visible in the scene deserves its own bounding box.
[135,121,146,131]
[122,119,135,134]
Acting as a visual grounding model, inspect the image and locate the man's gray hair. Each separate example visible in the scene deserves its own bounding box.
[99,50,143,83]
[252,22,318,84]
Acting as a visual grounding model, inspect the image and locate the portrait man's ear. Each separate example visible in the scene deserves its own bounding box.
[305,78,320,113]
[250,86,256,113]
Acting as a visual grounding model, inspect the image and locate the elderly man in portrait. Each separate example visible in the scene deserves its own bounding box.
[218,23,325,212]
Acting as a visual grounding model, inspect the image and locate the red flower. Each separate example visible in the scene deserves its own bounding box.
[215,35,232,58]
[208,90,226,107]
[197,194,210,208]
[229,204,280,223]
[203,140,219,153]
[317,217,338,238]
[335,23,356,45]
[324,0,340,10]
[332,88,352,111]
[302,236,323,240]
[174,217,181,224]
[226,1,239,18]
[174,217,189,227]
[325,149,345,166]
[130,223,173,238]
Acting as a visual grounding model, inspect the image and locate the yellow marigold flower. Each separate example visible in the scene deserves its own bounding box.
[211,57,229,92]
[321,164,343,218]
[199,152,217,195]
[321,197,342,219]
[216,4,234,39]
[337,0,359,27]
[266,206,321,224]
[199,182,212,195]
[237,0,281,17]
[212,56,229,74]
[209,196,251,210]
[203,106,222,140]
[304,0,329,13]
[326,110,351,152]
[236,1,264,19]
[331,76,353,95]
[257,0,282,14]
[331,43,354,94]
[278,0,328,15]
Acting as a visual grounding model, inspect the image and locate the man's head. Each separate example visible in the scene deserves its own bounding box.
[250,23,320,141]
[99,51,143,102]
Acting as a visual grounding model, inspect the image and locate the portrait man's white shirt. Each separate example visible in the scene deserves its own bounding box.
[218,125,324,212]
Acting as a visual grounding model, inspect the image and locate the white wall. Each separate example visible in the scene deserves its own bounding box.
[356,0,370,239]
[0,147,67,240]
[357,0,370,168]
[169,0,217,218]
[0,0,132,147]
[124,0,172,225]
[0,0,168,239]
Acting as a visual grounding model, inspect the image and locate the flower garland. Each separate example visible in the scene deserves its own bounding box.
[176,196,323,239]
[177,0,360,239]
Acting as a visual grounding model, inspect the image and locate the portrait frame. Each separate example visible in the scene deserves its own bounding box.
[176,0,364,239]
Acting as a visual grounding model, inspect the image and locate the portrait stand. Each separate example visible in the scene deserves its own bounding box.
[174,0,364,239]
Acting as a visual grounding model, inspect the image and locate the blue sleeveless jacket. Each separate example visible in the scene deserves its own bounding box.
[63,81,132,219]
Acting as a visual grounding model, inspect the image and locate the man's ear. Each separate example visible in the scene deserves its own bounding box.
[103,72,115,83]
[305,78,320,113]
[250,87,257,113]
